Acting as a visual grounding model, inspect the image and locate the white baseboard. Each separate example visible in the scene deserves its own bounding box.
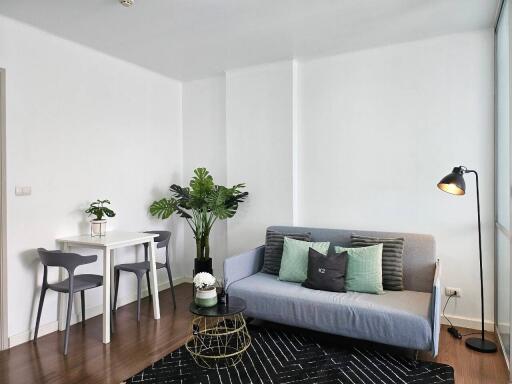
[496,322,510,335]
[441,314,494,332]
[8,276,189,348]
[9,320,61,348]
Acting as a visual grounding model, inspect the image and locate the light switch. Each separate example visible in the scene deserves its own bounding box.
[15,186,31,196]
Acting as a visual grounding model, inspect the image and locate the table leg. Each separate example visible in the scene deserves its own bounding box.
[110,248,116,334]
[102,246,111,343]
[148,240,160,319]
[110,249,115,303]
[58,243,69,331]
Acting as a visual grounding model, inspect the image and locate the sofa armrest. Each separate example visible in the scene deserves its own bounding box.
[224,245,265,291]
[431,259,441,357]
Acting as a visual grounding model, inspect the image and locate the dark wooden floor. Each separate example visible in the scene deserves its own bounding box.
[420,326,509,384]
[0,283,508,383]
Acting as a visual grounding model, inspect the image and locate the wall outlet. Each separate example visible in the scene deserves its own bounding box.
[445,287,461,297]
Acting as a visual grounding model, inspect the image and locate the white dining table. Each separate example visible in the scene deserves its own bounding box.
[56,231,161,344]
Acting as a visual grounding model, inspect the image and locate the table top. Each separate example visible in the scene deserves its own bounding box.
[56,231,158,247]
[189,296,246,317]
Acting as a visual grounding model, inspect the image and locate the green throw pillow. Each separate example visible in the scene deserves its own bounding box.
[279,237,330,283]
[335,244,384,294]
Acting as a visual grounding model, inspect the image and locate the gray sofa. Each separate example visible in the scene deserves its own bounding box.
[224,226,441,356]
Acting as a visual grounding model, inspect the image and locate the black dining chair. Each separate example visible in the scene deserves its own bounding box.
[113,231,176,322]
[33,248,103,355]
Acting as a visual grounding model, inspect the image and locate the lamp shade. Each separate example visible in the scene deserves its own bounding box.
[437,167,466,195]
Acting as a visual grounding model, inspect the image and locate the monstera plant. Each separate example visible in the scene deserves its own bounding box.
[149,168,248,274]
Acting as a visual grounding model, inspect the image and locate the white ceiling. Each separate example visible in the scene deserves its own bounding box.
[0,0,499,81]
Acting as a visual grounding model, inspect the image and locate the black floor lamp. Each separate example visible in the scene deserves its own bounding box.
[437,166,497,353]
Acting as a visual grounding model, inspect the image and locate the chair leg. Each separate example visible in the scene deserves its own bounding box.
[113,269,120,312]
[64,292,73,355]
[165,264,176,309]
[146,271,152,298]
[110,303,115,335]
[33,287,47,343]
[80,291,86,327]
[136,275,142,322]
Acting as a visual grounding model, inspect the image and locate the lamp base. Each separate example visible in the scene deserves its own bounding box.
[465,337,497,353]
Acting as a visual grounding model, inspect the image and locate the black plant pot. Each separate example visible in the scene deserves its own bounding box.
[194,258,213,275]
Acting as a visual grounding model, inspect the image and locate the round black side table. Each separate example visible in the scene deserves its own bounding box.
[186,297,251,369]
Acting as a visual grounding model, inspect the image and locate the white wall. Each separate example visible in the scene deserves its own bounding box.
[226,62,296,255]
[182,77,227,279]
[0,15,184,344]
[182,30,494,327]
[298,30,494,326]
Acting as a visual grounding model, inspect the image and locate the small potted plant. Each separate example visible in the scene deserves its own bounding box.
[85,199,115,237]
[193,272,217,308]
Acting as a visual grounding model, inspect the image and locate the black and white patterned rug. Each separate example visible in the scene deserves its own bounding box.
[125,325,454,383]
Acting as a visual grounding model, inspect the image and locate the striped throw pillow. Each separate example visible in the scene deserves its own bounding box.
[262,230,311,275]
[351,234,405,291]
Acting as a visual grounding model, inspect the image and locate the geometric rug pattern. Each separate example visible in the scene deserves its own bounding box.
[125,325,454,384]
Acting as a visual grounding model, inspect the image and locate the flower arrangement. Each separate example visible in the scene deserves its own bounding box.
[193,272,216,291]
[193,272,218,308]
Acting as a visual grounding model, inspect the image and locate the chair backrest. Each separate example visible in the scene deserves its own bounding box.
[144,231,171,249]
[37,248,97,274]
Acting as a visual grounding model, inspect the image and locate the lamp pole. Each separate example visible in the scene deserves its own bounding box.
[465,170,485,343]
[438,166,496,353]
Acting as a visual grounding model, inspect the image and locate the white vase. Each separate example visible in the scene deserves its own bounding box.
[90,219,107,237]
[194,287,218,308]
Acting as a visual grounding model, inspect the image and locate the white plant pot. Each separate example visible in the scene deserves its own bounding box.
[90,219,107,237]
[194,287,218,308]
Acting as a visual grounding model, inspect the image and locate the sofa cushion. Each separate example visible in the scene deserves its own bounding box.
[351,234,405,291]
[302,248,347,292]
[262,230,311,275]
[228,272,432,351]
[336,244,384,294]
[278,238,330,283]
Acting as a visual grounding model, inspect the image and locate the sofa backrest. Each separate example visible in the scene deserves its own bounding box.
[267,225,436,293]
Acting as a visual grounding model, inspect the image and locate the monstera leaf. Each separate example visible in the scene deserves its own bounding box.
[175,206,193,219]
[207,186,232,219]
[189,168,215,208]
[169,184,192,209]
[149,198,178,219]
[206,184,249,219]
[101,207,116,218]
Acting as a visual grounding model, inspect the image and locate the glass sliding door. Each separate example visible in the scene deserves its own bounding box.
[496,0,512,372]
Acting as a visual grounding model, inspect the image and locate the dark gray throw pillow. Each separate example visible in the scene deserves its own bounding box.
[302,248,347,292]
[351,234,405,291]
[262,230,311,275]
